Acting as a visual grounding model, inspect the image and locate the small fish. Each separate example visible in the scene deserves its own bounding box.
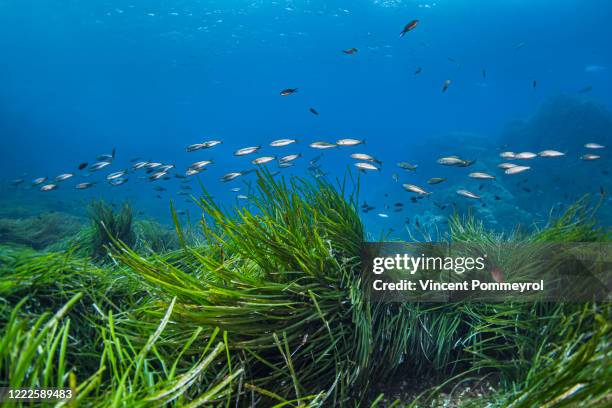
[55,173,74,182]
[394,202,404,207]
[40,184,58,191]
[90,161,111,171]
[186,143,204,152]
[378,213,389,218]
[581,154,601,161]
[538,150,565,158]
[491,267,504,283]
[456,189,481,199]
[110,178,128,186]
[279,153,302,163]
[221,171,243,183]
[280,88,298,96]
[270,138,297,147]
[505,165,531,175]
[469,172,495,180]
[402,184,430,195]
[146,162,162,169]
[494,195,501,200]
[234,146,261,156]
[354,162,379,171]
[32,177,47,186]
[437,156,465,166]
[397,162,418,171]
[342,47,358,54]
[202,140,222,148]
[498,163,517,169]
[499,151,516,159]
[159,164,175,171]
[132,161,148,170]
[107,170,127,180]
[75,182,94,190]
[578,85,593,94]
[478,184,484,191]
[414,67,422,75]
[10,178,24,186]
[515,42,525,51]
[514,152,537,160]
[600,187,605,198]
[149,171,168,181]
[309,141,336,149]
[442,79,451,93]
[78,162,88,170]
[584,143,605,149]
[189,160,213,170]
[310,154,323,165]
[427,177,446,185]
[482,69,487,79]
[533,80,537,89]
[392,173,399,182]
[351,153,382,165]
[400,20,419,37]
[237,194,248,200]
[230,187,241,192]
[252,156,276,165]
[309,107,319,115]
[522,187,531,193]
[336,138,365,146]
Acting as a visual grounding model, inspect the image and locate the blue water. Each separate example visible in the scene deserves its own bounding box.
[1,0,611,236]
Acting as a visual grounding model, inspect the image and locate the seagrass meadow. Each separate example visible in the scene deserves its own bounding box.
[0,173,610,407]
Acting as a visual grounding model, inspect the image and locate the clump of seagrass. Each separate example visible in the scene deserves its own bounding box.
[89,200,135,260]
[112,171,379,405]
[0,212,82,249]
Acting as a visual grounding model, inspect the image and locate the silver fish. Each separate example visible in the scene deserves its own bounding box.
[32,177,47,186]
[336,138,365,146]
[270,138,297,147]
[499,151,516,159]
[230,187,241,192]
[252,156,276,165]
[234,146,261,156]
[469,172,495,180]
[279,154,301,163]
[505,165,531,175]
[514,152,537,160]
[189,160,213,170]
[456,189,481,199]
[149,171,168,181]
[107,170,127,180]
[75,182,94,189]
[110,178,128,186]
[90,161,111,171]
[397,162,418,171]
[351,153,382,165]
[402,184,430,195]
[309,141,336,149]
[186,168,203,176]
[279,162,294,168]
[186,143,204,152]
[202,140,222,148]
[538,150,565,157]
[584,143,605,149]
[237,195,248,200]
[159,164,175,171]
[221,172,243,182]
[40,184,58,191]
[581,154,601,161]
[498,163,517,169]
[437,156,466,166]
[55,173,74,182]
[132,161,148,170]
[377,213,389,218]
[354,162,379,171]
[146,162,163,168]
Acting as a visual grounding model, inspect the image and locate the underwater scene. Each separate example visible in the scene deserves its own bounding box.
[0,0,610,406]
